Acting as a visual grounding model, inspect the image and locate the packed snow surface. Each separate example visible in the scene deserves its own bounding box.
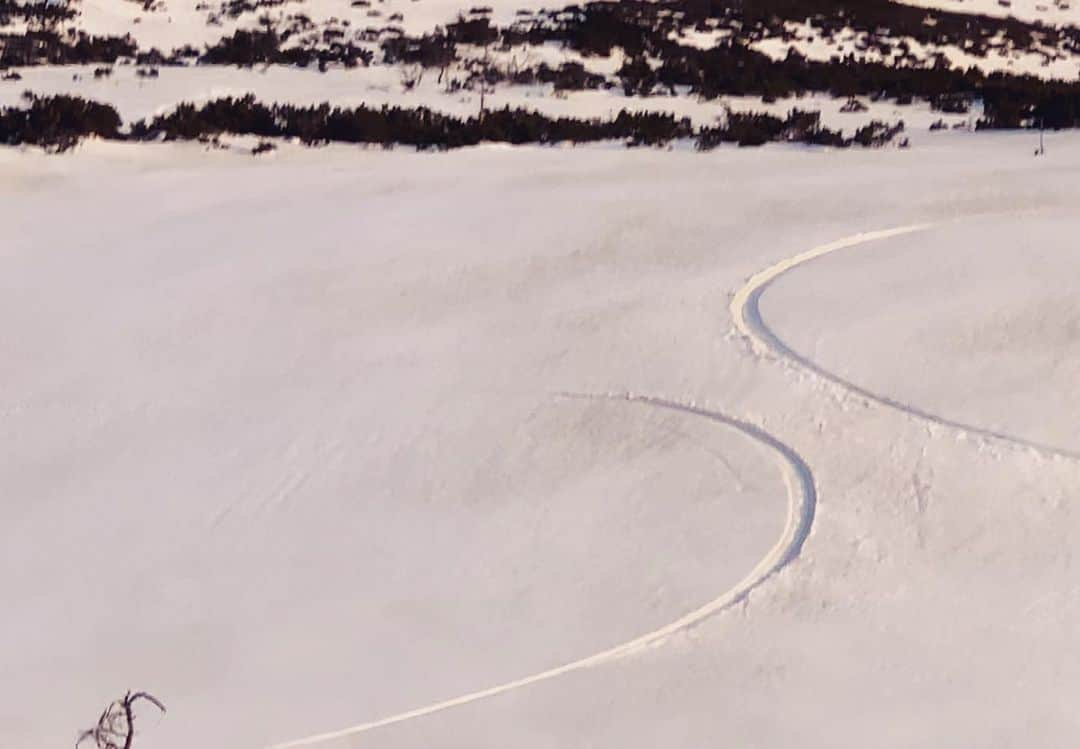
[5,131,1080,749]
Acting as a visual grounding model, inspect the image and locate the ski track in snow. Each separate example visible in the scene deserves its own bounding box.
[271,217,1080,749]
[730,223,1080,462]
[269,393,816,749]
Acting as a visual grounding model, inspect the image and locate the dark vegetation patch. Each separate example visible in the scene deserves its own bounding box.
[128,94,697,146]
[0,92,120,150]
[201,28,373,67]
[535,61,610,91]
[977,75,1080,129]
[0,0,75,27]
[0,30,136,66]
[1,0,1079,130]
[127,95,906,149]
[506,0,1080,63]
[382,0,1080,128]
[217,0,293,21]
[0,92,910,151]
[698,108,905,147]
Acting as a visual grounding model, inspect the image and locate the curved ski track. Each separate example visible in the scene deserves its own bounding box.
[276,219,1072,749]
[730,224,1080,462]
[270,394,816,749]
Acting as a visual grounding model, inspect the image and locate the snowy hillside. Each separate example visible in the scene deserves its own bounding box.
[7,2,1080,749]
[7,132,1080,749]
[5,0,1080,151]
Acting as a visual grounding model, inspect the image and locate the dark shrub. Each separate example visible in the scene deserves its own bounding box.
[0,94,121,150]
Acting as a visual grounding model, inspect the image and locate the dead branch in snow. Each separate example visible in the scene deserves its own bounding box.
[76,691,165,749]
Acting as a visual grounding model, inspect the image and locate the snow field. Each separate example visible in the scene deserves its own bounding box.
[4,131,1080,748]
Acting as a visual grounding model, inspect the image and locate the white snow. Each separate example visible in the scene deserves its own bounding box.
[5,130,1080,749]
[70,0,571,49]
[897,0,1080,26]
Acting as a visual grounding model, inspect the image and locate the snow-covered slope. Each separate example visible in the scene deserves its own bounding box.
[7,1,1080,748]
[1,0,1077,150]
[5,131,1080,749]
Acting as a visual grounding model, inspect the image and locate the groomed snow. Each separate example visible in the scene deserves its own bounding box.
[5,131,1080,749]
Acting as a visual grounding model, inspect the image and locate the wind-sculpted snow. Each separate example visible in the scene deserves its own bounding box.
[270,392,816,749]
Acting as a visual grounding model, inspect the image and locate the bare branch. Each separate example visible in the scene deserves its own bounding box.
[77,691,166,749]
[128,692,166,714]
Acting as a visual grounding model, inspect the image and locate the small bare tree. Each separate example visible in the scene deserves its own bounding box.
[77,691,166,749]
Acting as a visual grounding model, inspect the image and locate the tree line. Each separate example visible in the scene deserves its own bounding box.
[1,93,909,151]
